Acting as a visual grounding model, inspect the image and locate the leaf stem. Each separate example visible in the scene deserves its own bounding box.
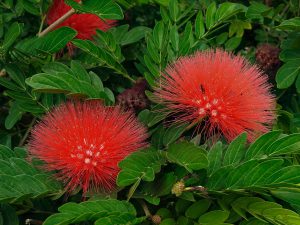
[38,8,76,37]
[138,199,152,218]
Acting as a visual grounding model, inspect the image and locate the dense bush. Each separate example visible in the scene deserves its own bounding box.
[1,0,300,224]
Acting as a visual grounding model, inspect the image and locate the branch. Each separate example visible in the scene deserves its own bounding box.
[38,8,75,37]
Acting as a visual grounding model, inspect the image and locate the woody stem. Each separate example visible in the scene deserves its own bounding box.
[138,199,152,218]
[38,8,76,37]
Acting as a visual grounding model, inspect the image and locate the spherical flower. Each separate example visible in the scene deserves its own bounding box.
[46,0,116,43]
[28,101,147,193]
[154,49,275,142]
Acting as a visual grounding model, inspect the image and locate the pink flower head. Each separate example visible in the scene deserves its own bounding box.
[28,101,147,193]
[46,0,116,52]
[154,49,275,142]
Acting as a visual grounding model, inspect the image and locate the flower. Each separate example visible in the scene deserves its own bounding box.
[28,101,147,193]
[255,44,281,81]
[117,78,149,111]
[154,49,275,142]
[46,0,116,52]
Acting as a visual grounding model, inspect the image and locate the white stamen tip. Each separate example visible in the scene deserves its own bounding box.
[86,150,93,156]
[92,161,97,166]
[199,108,205,115]
[205,103,211,109]
[95,152,100,157]
[99,144,104,150]
[84,158,91,164]
[212,99,219,105]
[211,110,218,117]
[70,154,75,158]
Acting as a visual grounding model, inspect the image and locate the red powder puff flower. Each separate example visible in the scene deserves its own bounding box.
[28,101,147,193]
[46,0,116,52]
[154,49,275,142]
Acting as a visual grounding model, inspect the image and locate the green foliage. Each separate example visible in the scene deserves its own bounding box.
[43,199,144,225]
[0,145,61,203]
[117,149,166,187]
[206,132,300,191]
[1,0,300,224]
[232,197,300,224]
[141,1,247,86]
[65,0,124,20]
[167,141,208,172]
[26,60,114,102]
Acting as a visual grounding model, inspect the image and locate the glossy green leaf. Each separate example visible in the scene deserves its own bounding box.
[276,61,300,89]
[198,210,230,224]
[215,3,246,22]
[195,10,205,38]
[43,200,137,225]
[169,0,179,22]
[223,133,247,166]
[65,0,123,20]
[117,149,166,187]
[277,17,300,30]
[207,141,223,175]
[167,142,208,173]
[206,2,217,29]
[185,199,211,219]
[120,26,151,46]
[245,131,282,160]
[37,27,77,54]
[2,22,22,50]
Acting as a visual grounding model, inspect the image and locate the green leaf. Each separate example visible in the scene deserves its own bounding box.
[195,10,205,39]
[215,3,246,22]
[280,50,300,62]
[0,147,60,203]
[232,197,300,224]
[37,27,77,54]
[72,39,130,80]
[65,0,124,20]
[185,199,211,219]
[26,61,109,100]
[225,37,242,51]
[265,133,300,156]
[167,142,208,173]
[43,200,138,225]
[4,64,26,90]
[246,2,271,21]
[170,25,179,52]
[207,141,223,175]
[223,133,247,166]
[2,22,22,50]
[120,26,152,46]
[117,149,166,187]
[198,210,230,224]
[169,0,179,22]
[0,204,18,225]
[216,32,228,45]
[277,17,300,30]
[135,173,176,203]
[276,61,300,89]
[4,102,23,130]
[245,131,282,160]
[163,123,188,146]
[206,2,217,29]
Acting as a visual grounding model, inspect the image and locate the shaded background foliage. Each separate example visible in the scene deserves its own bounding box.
[1,0,300,224]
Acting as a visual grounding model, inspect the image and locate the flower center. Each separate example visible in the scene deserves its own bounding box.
[70,140,105,166]
[193,96,227,121]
